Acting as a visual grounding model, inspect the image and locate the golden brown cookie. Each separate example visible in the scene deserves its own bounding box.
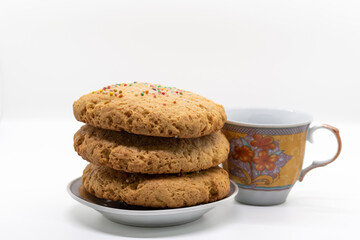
[74,125,229,174]
[73,82,226,138]
[82,164,231,208]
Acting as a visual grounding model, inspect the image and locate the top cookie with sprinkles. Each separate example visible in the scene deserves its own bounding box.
[73,82,226,138]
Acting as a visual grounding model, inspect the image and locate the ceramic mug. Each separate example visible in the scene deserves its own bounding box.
[222,108,342,205]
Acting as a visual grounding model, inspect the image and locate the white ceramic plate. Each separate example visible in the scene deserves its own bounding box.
[67,177,238,227]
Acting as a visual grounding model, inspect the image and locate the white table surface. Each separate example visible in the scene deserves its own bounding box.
[0,118,358,240]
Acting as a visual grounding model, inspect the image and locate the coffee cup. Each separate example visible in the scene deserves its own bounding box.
[222,108,342,205]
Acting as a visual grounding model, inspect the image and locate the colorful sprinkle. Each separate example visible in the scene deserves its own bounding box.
[173,101,176,104]
[92,83,186,99]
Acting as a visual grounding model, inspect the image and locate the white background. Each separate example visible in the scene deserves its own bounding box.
[0,0,359,239]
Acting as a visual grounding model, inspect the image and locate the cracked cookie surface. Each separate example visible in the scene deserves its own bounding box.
[74,125,229,174]
[82,164,231,208]
[73,82,227,138]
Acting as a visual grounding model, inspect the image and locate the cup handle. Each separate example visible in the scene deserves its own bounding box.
[298,124,342,182]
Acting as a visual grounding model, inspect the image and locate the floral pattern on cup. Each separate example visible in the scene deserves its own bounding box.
[228,134,292,187]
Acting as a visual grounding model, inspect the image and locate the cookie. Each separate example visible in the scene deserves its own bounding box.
[74,125,229,174]
[73,82,226,138]
[82,164,230,208]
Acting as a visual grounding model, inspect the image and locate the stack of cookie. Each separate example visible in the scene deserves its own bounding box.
[73,82,230,208]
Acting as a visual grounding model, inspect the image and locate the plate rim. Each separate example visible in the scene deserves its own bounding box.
[67,176,238,216]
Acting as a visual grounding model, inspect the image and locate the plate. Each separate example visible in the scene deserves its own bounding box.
[67,177,238,227]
